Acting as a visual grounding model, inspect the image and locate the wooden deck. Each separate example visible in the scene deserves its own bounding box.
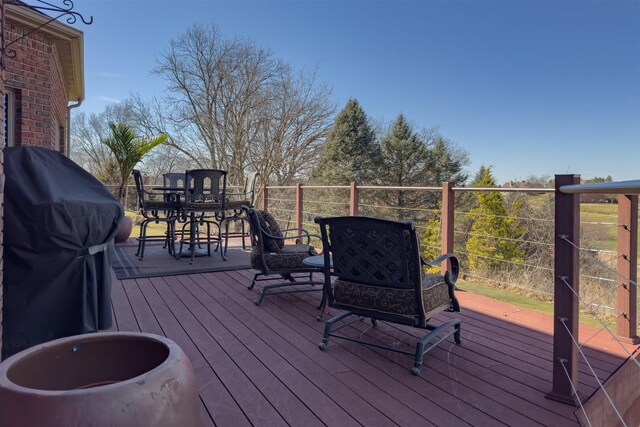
[108,266,639,426]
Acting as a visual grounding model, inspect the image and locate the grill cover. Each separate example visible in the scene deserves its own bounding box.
[2,147,123,359]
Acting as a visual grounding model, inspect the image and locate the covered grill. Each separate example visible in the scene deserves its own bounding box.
[2,147,123,359]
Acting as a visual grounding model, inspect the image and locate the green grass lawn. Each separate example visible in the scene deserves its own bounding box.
[581,203,619,251]
[125,210,170,239]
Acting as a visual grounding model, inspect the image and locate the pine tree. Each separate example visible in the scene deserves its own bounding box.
[378,114,429,219]
[427,136,468,186]
[465,166,525,272]
[312,99,379,185]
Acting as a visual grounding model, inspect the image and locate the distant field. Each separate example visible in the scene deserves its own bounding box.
[581,203,619,251]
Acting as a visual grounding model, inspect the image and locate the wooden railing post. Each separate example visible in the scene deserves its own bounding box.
[616,194,639,342]
[350,182,359,216]
[296,183,303,230]
[262,185,268,211]
[547,174,581,405]
[441,182,455,273]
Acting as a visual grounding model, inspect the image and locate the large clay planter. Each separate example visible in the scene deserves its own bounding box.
[0,332,199,426]
[114,216,133,243]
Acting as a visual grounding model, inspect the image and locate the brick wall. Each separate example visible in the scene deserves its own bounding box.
[4,21,67,153]
[1,0,5,358]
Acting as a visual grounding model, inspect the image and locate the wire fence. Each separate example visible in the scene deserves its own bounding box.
[262,183,638,425]
[263,185,637,325]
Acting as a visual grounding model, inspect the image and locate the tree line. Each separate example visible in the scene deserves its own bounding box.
[71,22,554,287]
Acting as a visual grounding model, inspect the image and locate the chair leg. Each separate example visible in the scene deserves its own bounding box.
[175,221,187,260]
[248,272,260,290]
[255,288,267,306]
[222,217,230,255]
[241,217,247,250]
[137,219,150,260]
[319,310,352,350]
[411,319,462,375]
[221,220,228,261]
[135,221,144,257]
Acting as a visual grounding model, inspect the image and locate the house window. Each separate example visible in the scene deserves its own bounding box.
[3,88,15,147]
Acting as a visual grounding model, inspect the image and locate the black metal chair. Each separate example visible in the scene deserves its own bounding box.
[314,216,462,375]
[224,171,260,252]
[162,172,185,198]
[132,169,178,260]
[245,208,323,306]
[175,169,228,263]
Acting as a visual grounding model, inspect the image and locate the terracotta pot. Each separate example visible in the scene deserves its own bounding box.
[0,332,199,427]
[114,216,133,243]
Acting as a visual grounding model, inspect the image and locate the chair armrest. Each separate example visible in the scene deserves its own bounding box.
[422,253,459,285]
[260,227,320,245]
[280,228,321,244]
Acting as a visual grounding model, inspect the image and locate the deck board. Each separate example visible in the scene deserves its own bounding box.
[110,266,639,427]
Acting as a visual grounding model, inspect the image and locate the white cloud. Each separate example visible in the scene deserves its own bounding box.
[93,96,121,103]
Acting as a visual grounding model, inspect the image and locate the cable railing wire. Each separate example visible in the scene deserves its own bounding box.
[453,230,553,247]
[456,250,554,271]
[455,210,555,223]
[559,318,627,426]
[303,200,351,207]
[559,235,638,288]
[358,203,440,214]
[559,359,592,427]
[559,276,640,368]
[579,313,624,350]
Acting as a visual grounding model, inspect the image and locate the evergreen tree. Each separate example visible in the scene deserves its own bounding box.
[378,114,429,219]
[421,213,442,273]
[465,166,525,272]
[376,114,469,219]
[427,136,468,186]
[312,99,379,185]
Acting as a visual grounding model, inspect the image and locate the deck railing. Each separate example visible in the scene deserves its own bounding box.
[112,176,638,410]
[548,176,639,407]
[262,176,639,409]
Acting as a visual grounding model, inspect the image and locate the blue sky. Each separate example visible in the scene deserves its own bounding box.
[79,0,639,184]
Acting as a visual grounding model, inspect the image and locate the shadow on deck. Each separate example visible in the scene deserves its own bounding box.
[108,267,639,427]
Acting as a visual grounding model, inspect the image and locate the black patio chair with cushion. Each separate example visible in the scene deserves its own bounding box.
[175,169,228,263]
[224,171,260,252]
[314,215,462,375]
[132,169,179,260]
[245,207,323,306]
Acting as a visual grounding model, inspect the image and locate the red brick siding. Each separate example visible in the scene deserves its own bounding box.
[4,21,67,154]
[1,2,5,358]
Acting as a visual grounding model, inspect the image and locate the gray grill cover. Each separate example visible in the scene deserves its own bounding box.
[2,147,123,359]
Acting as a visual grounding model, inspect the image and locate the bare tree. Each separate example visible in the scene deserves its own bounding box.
[250,67,334,184]
[70,103,135,181]
[152,23,334,186]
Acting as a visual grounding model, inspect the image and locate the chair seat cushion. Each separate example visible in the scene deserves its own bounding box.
[251,244,317,271]
[333,274,451,316]
[421,274,451,314]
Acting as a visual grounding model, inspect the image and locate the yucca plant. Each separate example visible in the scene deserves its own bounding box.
[101,122,167,202]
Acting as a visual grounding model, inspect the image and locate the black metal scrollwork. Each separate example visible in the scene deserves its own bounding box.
[1,0,93,69]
